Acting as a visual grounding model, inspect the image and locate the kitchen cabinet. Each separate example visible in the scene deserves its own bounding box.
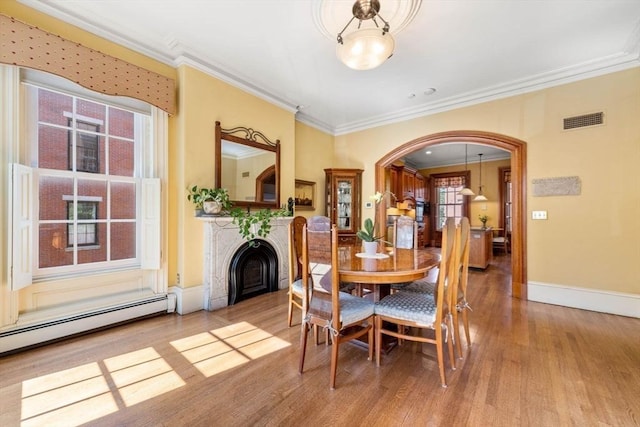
[387,165,427,201]
[325,168,363,243]
[401,166,417,198]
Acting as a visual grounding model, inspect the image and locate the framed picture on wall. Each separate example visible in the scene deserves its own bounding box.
[294,179,315,210]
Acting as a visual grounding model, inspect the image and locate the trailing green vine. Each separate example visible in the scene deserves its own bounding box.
[230,207,289,246]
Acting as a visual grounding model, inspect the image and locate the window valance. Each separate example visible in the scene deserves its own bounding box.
[434,175,465,188]
[0,14,176,115]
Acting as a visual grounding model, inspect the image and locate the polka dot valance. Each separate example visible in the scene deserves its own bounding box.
[0,14,176,115]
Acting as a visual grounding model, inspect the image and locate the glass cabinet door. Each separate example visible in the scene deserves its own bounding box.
[325,168,362,240]
[336,178,353,231]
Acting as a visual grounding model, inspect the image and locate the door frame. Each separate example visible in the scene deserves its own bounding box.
[375,130,527,299]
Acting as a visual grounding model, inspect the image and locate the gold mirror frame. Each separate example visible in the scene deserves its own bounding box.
[215,121,281,208]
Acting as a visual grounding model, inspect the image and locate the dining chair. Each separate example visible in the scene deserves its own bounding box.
[451,217,472,359]
[385,215,416,293]
[393,215,418,250]
[287,216,308,327]
[299,219,375,390]
[374,217,458,387]
[492,228,510,255]
[389,215,429,294]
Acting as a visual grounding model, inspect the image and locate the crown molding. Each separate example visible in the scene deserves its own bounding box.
[332,52,640,136]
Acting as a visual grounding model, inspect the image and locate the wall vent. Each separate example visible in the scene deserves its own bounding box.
[563,112,604,130]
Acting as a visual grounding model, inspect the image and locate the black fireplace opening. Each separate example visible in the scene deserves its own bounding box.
[228,240,279,305]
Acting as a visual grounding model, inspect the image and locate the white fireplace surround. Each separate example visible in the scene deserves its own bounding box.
[199,216,292,311]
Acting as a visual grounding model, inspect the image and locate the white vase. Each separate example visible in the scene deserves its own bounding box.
[203,200,222,214]
[363,241,378,255]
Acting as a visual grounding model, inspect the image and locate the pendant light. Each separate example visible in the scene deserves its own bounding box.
[474,153,488,201]
[336,0,395,70]
[458,145,475,196]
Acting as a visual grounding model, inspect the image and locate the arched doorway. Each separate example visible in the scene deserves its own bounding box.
[375,130,527,299]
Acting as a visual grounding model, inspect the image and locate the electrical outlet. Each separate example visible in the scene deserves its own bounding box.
[532,210,547,220]
[365,201,373,209]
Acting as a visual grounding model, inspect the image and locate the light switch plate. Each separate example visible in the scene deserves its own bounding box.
[532,210,547,220]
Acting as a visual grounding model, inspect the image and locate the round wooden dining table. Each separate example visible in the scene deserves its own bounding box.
[337,244,440,302]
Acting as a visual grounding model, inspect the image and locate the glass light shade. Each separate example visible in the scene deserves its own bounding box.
[337,28,395,70]
[474,194,488,201]
[459,187,475,196]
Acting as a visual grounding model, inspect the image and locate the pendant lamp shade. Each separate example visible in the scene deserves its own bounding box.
[459,145,475,196]
[336,0,395,70]
[337,28,395,70]
[474,153,488,201]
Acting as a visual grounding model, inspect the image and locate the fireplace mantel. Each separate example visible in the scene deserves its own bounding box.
[198,216,292,310]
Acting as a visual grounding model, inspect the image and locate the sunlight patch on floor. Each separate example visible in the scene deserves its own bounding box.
[18,348,186,426]
[170,321,291,377]
[104,348,186,407]
[20,363,117,426]
[14,322,289,425]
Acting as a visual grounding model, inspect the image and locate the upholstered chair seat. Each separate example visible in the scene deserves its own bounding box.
[374,291,437,324]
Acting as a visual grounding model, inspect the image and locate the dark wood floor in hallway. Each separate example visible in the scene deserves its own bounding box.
[1,253,639,426]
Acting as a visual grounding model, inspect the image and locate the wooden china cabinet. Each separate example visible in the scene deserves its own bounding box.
[324,168,363,244]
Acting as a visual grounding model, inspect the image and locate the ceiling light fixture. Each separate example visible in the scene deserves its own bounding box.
[459,145,475,196]
[474,153,488,201]
[336,0,395,70]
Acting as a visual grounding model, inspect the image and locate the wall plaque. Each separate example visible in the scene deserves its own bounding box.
[532,176,581,197]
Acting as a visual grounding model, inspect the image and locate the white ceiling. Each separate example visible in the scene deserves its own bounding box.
[21,0,640,167]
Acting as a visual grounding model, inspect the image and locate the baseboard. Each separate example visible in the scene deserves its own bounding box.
[168,285,204,314]
[0,295,170,355]
[528,281,640,318]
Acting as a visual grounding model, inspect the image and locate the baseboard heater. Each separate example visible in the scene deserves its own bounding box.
[0,295,172,356]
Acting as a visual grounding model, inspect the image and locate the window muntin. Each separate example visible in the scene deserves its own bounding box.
[28,85,144,276]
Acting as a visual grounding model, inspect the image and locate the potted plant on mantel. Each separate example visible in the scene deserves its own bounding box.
[188,186,291,246]
[187,185,232,216]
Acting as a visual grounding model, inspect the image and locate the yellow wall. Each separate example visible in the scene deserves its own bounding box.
[293,121,334,218]
[332,68,640,295]
[421,158,511,229]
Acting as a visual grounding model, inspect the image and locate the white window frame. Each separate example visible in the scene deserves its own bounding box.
[3,67,166,295]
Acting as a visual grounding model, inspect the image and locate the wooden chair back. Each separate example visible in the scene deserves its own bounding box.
[452,217,472,357]
[433,217,457,326]
[301,216,333,314]
[291,216,307,280]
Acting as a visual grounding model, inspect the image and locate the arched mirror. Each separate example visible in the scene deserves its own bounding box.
[215,121,281,208]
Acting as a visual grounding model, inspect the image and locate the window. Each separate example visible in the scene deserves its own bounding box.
[433,172,471,230]
[26,84,143,274]
[69,120,100,173]
[67,201,98,246]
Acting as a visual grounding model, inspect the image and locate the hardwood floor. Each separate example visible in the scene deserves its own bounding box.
[1,254,639,426]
